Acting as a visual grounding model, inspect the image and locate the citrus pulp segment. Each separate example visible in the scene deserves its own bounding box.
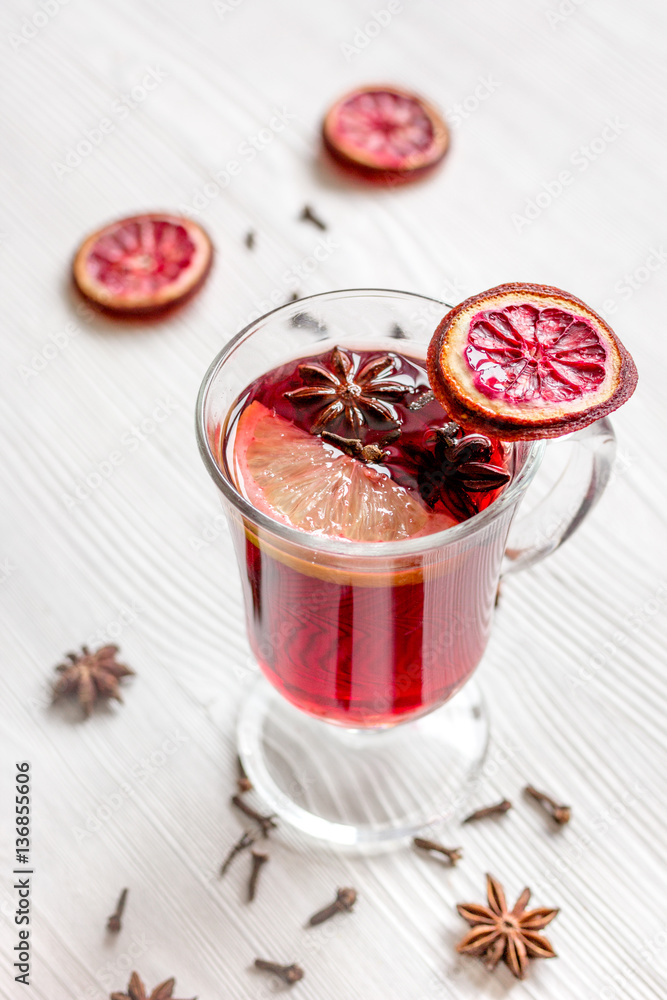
[72,213,213,316]
[322,86,449,184]
[232,401,430,542]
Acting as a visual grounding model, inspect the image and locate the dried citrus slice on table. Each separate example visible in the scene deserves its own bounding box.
[427,283,638,440]
[322,85,449,185]
[232,401,431,542]
[72,213,213,316]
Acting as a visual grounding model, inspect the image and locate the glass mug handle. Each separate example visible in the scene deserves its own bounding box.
[502,418,616,574]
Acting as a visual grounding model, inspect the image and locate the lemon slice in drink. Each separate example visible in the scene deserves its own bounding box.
[232,401,429,542]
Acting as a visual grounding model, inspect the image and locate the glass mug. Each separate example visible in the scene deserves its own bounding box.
[196,290,615,845]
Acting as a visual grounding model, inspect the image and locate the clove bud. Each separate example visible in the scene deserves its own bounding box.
[308,887,357,926]
[236,755,253,794]
[525,785,571,824]
[463,798,512,823]
[220,830,255,877]
[299,204,327,230]
[248,851,269,902]
[231,794,277,837]
[413,837,462,865]
[254,959,304,984]
[106,887,128,933]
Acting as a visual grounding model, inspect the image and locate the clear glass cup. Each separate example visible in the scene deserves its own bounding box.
[196,289,615,846]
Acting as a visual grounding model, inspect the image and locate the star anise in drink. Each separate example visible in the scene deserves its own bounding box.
[403,422,510,520]
[284,345,409,434]
[456,874,558,980]
[111,972,194,1000]
[52,644,134,717]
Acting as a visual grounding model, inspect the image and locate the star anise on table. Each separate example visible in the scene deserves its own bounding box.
[52,644,134,716]
[456,874,559,980]
[111,972,194,1000]
[404,422,510,520]
[284,345,409,434]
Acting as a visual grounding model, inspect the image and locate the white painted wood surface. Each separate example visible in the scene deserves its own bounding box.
[1,1,666,997]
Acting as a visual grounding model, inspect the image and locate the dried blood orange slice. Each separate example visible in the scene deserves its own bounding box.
[73,213,213,316]
[322,86,449,185]
[427,283,638,440]
[232,401,429,542]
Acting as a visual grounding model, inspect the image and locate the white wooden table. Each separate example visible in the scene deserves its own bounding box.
[1,1,666,996]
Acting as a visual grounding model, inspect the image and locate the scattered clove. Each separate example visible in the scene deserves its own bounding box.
[106,887,128,933]
[244,230,256,250]
[287,290,301,302]
[525,785,571,825]
[220,830,255,877]
[463,799,512,823]
[413,837,462,865]
[254,959,304,985]
[231,794,277,837]
[289,311,328,337]
[299,204,327,230]
[248,851,269,902]
[390,322,408,339]
[308,887,357,926]
[237,755,253,794]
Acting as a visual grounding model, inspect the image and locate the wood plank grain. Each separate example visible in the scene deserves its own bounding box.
[1,0,666,998]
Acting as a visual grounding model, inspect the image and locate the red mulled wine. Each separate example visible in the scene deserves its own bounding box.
[220,345,511,727]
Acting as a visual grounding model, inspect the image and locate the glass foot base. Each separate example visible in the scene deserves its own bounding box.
[237,678,489,847]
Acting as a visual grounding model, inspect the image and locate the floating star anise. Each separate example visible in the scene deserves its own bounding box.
[52,644,134,717]
[111,971,194,1000]
[407,423,510,520]
[456,874,558,980]
[284,345,408,434]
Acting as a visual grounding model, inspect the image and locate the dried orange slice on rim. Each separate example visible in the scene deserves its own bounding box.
[322,85,450,185]
[73,212,213,316]
[427,283,638,440]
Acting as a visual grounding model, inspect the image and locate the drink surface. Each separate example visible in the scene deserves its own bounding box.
[220,345,512,726]
[225,346,509,539]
